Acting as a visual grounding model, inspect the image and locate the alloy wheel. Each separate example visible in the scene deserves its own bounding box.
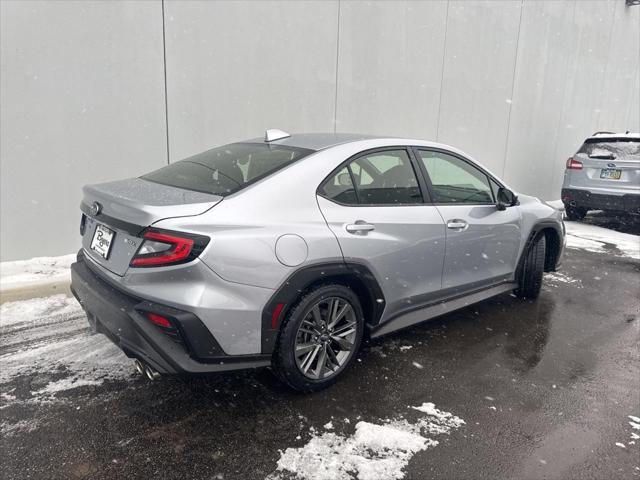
[294,296,357,380]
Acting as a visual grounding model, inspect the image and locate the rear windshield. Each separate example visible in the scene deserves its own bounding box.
[578,139,640,157]
[143,143,314,196]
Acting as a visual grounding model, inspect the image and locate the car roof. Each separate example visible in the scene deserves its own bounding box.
[245,132,392,151]
[587,131,639,141]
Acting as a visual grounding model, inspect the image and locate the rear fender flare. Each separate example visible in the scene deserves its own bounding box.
[261,262,385,354]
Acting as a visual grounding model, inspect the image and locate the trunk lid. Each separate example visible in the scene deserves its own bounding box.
[80,177,221,276]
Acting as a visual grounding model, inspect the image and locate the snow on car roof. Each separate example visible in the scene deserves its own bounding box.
[588,131,640,140]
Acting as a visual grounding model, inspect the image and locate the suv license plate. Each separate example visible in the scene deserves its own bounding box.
[600,169,621,180]
[90,224,115,259]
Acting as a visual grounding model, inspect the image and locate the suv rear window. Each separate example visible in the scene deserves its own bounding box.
[143,143,313,196]
[578,139,640,157]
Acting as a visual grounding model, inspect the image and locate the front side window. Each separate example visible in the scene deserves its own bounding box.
[417,150,494,204]
[143,143,313,196]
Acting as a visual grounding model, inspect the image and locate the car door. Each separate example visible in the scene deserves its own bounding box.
[316,148,446,323]
[414,148,521,293]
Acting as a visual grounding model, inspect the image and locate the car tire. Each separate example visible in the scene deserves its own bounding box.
[515,234,546,300]
[272,284,364,392]
[565,205,587,221]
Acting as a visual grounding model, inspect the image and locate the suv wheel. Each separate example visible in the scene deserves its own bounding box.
[515,234,546,299]
[273,284,364,392]
[565,205,587,221]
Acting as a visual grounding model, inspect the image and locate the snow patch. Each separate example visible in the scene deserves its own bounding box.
[544,272,580,285]
[32,377,103,396]
[0,254,75,290]
[1,419,41,437]
[565,222,639,259]
[410,403,465,428]
[0,294,79,328]
[268,403,464,480]
[0,295,133,405]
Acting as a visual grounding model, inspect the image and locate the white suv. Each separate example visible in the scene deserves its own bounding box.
[561,131,640,220]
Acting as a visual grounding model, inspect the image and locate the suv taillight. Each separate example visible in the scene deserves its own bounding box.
[130,229,209,268]
[566,157,583,170]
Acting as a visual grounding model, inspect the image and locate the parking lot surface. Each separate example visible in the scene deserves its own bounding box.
[1,215,639,480]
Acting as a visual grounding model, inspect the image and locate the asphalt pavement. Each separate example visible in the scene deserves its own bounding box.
[1,216,639,480]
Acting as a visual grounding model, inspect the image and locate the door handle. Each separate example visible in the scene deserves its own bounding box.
[346,221,375,234]
[446,219,468,231]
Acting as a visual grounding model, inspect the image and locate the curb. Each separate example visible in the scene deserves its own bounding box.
[0,280,72,304]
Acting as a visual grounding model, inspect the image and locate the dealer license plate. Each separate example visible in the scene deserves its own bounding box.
[90,224,115,259]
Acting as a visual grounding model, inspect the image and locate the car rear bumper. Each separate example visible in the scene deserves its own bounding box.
[561,188,640,213]
[70,252,271,374]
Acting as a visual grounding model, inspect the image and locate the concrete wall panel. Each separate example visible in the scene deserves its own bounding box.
[597,0,640,133]
[1,0,639,260]
[436,0,522,174]
[164,0,339,160]
[503,0,575,198]
[335,0,447,138]
[0,0,167,261]
[549,0,618,196]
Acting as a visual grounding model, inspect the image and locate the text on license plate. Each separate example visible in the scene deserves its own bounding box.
[90,224,115,259]
[600,169,621,180]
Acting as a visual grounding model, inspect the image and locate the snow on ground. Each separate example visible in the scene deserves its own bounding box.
[268,403,464,480]
[565,222,639,259]
[544,271,580,286]
[0,294,132,406]
[0,254,76,290]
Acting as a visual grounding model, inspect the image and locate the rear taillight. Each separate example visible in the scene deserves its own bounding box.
[130,229,209,268]
[566,157,583,170]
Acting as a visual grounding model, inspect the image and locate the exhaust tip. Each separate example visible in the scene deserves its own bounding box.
[134,359,145,375]
[144,365,161,381]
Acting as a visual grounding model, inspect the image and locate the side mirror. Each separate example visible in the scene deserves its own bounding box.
[496,187,517,211]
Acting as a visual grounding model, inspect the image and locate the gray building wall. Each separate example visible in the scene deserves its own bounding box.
[1,0,639,261]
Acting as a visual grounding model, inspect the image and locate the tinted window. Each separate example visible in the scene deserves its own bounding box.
[318,167,358,205]
[350,150,422,205]
[418,150,493,204]
[143,143,313,196]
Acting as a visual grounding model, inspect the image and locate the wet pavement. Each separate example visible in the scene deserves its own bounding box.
[1,220,639,480]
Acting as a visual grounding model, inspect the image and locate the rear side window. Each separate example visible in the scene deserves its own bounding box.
[318,167,358,205]
[143,143,313,196]
[578,139,640,158]
[319,149,423,206]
